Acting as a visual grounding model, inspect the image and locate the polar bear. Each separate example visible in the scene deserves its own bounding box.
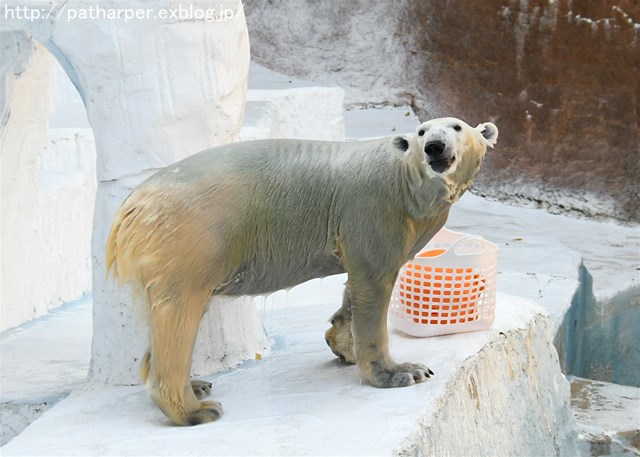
[106,117,498,426]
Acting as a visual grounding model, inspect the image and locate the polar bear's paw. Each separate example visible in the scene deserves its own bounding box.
[191,380,213,400]
[185,400,223,426]
[325,315,356,364]
[370,362,434,388]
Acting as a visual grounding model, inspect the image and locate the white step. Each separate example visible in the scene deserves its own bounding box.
[240,100,280,141]
[241,63,345,141]
[345,105,421,140]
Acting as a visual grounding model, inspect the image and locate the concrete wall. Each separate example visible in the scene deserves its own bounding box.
[244,0,640,223]
[402,310,577,456]
[1,1,269,382]
[558,266,640,387]
[578,286,640,387]
[0,35,95,332]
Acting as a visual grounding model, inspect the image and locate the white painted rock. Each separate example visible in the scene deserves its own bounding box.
[1,0,267,383]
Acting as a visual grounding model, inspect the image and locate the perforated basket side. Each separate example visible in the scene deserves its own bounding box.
[389,230,498,338]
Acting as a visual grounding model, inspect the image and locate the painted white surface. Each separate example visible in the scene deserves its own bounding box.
[247,87,345,141]
[241,63,346,142]
[450,194,639,307]
[247,59,344,141]
[1,293,577,456]
[48,61,90,129]
[345,106,421,140]
[1,36,54,331]
[0,36,95,332]
[240,100,280,141]
[75,3,264,384]
[0,296,92,445]
[1,0,262,384]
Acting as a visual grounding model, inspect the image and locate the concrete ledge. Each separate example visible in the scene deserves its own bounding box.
[345,106,420,140]
[1,292,576,456]
[240,100,280,141]
[247,87,345,141]
[247,60,344,141]
[570,376,640,456]
[0,296,92,445]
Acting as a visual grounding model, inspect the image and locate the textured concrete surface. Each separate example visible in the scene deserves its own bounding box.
[571,376,640,456]
[0,39,94,331]
[1,294,578,456]
[0,296,92,445]
[2,0,258,384]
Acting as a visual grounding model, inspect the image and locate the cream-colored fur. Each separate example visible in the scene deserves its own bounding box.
[106,117,498,425]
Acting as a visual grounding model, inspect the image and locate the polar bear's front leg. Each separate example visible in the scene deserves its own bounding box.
[348,272,433,388]
[325,287,356,364]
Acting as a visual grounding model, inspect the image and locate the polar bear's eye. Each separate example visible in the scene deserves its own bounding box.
[453,125,462,132]
[418,130,425,136]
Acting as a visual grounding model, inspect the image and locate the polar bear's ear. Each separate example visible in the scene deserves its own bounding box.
[476,122,499,148]
[391,135,410,152]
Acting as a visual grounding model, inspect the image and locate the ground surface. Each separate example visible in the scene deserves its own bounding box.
[3,292,556,456]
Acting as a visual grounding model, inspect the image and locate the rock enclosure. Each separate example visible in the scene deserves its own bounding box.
[245,0,640,222]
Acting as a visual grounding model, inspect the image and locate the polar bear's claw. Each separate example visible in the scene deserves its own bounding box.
[191,380,213,400]
[186,401,223,426]
[325,322,356,364]
[370,362,433,388]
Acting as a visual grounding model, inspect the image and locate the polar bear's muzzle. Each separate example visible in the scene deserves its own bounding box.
[424,140,455,173]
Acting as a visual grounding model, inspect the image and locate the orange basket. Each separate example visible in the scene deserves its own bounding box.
[389,228,498,337]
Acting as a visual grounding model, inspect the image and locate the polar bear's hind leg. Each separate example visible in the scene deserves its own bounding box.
[140,347,212,401]
[146,289,223,426]
[107,187,225,425]
[325,287,356,364]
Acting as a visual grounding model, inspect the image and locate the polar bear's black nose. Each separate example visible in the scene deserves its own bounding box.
[424,141,445,157]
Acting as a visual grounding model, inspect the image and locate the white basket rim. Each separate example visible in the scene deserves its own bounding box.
[414,227,499,260]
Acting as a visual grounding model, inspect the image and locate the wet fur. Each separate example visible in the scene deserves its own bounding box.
[106,118,497,425]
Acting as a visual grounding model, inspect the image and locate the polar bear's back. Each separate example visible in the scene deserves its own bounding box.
[108,137,404,298]
[147,138,393,189]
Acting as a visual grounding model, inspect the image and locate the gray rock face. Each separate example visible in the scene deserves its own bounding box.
[244,1,410,104]
[245,0,640,223]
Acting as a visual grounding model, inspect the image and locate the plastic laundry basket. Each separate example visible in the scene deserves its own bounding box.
[389,228,498,337]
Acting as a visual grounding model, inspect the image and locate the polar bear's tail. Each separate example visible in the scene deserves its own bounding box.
[105,187,183,310]
[105,191,153,307]
[106,200,137,283]
[105,185,222,315]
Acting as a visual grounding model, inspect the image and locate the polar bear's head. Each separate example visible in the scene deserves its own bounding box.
[393,117,498,178]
